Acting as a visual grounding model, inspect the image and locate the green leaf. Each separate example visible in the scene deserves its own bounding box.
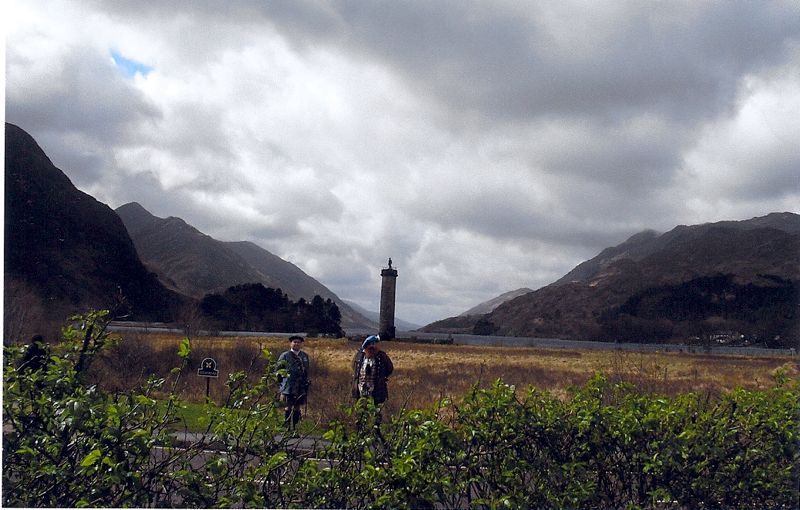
[15,445,37,456]
[80,448,102,467]
[178,338,191,359]
[135,395,155,406]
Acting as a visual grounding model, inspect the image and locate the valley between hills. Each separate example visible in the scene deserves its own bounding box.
[5,122,799,350]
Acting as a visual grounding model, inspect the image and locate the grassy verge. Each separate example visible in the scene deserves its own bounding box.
[160,399,320,435]
[160,400,213,432]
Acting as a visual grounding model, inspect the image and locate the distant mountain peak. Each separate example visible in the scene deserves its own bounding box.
[5,124,183,328]
[459,288,533,316]
[423,212,799,346]
[117,201,148,213]
[115,202,160,236]
[115,202,377,331]
[626,229,661,243]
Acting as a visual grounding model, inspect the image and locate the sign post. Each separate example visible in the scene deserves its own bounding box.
[197,357,219,400]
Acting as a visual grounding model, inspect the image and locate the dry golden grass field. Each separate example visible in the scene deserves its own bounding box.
[93,332,799,427]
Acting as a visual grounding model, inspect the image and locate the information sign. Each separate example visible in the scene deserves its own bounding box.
[198,357,219,378]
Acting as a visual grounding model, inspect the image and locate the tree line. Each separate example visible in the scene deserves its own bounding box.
[199,283,343,337]
[598,273,798,347]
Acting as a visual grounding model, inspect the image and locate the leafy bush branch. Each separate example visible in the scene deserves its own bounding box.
[4,311,798,508]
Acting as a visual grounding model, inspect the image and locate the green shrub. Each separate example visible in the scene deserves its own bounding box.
[3,311,293,508]
[4,312,798,508]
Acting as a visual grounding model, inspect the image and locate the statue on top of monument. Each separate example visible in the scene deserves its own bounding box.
[387,257,392,269]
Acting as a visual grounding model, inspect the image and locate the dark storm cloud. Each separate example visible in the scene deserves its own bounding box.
[89,1,800,123]
[751,158,800,200]
[26,134,115,187]
[192,0,799,239]
[245,1,800,124]
[527,118,687,188]
[406,176,645,253]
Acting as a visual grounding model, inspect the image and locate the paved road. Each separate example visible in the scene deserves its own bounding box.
[109,321,301,338]
[170,431,329,456]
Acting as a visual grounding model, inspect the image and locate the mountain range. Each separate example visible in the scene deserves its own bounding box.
[114,202,376,330]
[5,122,798,347]
[459,288,534,317]
[4,123,185,339]
[4,122,378,337]
[425,213,799,347]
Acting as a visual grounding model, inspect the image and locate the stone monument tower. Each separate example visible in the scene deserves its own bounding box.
[379,258,398,340]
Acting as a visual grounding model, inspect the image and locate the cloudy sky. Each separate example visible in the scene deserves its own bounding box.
[6,1,800,326]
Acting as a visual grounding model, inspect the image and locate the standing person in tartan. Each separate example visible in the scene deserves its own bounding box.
[276,335,310,431]
[351,335,394,443]
[351,335,394,404]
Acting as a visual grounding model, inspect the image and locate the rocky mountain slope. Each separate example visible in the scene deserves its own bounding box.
[115,202,376,330]
[424,214,799,347]
[459,288,533,316]
[552,213,800,286]
[4,123,184,337]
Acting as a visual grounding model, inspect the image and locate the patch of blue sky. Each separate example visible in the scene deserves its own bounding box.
[110,50,152,78]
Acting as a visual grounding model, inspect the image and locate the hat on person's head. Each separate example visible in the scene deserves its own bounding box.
[361,335,380,350]
[289,335,304,342]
